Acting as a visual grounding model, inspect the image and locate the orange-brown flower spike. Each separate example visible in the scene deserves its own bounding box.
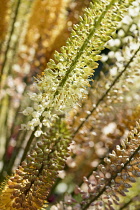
[0,120,71,210]
[73,120,140,210]
[25,0,69,46]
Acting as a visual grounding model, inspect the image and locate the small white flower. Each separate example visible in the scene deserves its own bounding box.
[34,130,42,137]
[22,107,33,115]
[26,121,34,131]
[42,119,51,127]
[34,103,44,112]
[31,118,40,127]
[26,118,40,131]
[28,93,38,101]
[118,29,125,37]
[122,15,132,24]
[42,111,51,118]
[42,101,50,107]
[32,111,41,118]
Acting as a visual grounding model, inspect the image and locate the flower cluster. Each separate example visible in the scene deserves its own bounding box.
[21,0,132,137]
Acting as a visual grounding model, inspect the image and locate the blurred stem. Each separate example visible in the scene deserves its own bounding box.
[0,0,21,82]
[119,198,133,210]
[6,130,28,174]
[0,86,27,180]
[3,95,11,149]
[1,0,33,148]
[8,0,33,75]
[119,195,140,210]
[0,95,9,160]
[0,42,3,54]
[6,85,27,142]
[0,129,28,182]
[20,129,36,162]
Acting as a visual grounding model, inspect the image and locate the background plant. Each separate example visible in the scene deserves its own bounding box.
[0,0,140,210]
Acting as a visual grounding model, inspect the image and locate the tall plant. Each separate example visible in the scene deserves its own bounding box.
[0,0,140,209]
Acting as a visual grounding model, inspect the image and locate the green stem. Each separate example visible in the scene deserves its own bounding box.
[119,198,133,210]
[4,95,11,149]
[119,195,140,210]
[7,86,27,140]
[6,130,28,174]
[0,130,28,183]
[1,0,34,146]
[0,87,27,182]
[20,129,36,162]
[8,0,33,75]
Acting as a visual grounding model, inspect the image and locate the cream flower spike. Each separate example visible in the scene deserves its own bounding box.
[22,0,134,136]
